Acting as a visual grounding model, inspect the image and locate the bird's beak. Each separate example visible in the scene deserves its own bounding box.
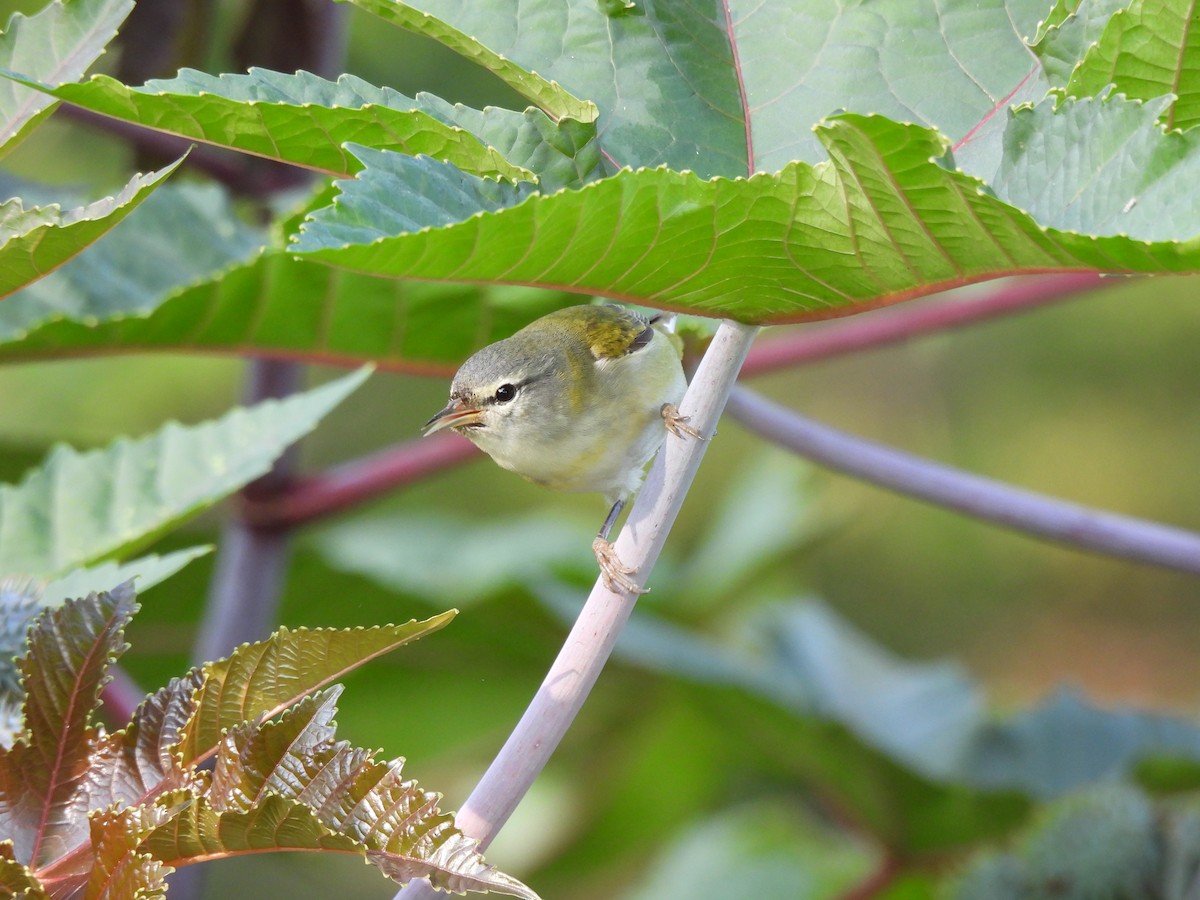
[422,399,483,436]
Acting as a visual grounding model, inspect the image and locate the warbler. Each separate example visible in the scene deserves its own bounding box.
[422,304,701,594]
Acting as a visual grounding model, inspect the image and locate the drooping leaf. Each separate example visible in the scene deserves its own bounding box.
[10,69,574,184]
[39,546,212,609]
[1065,0,1200,131]
[0,367,370,578]
[0,0,132,151]
[0,159,181,300]
[0,181,572,373]
[176,612,456,764]
[0,584,136,867]
[294,113,1200,324]
[0,183,263,347]
[342,0,595,124]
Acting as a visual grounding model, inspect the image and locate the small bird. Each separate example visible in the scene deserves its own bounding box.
[422,303,701,594]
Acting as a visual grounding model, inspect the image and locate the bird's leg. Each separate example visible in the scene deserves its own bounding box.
[592,497,647,595]
[661,403,704,441]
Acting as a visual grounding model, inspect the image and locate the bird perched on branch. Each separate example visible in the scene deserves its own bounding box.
[422,303,700,594]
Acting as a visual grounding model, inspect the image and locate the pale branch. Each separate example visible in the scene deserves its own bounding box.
[725,386,1200,576]
[241,431,480,528]
[393,319,761,900]
[740,272,1106,377]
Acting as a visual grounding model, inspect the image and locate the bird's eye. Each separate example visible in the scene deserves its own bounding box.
[494,383,517,403]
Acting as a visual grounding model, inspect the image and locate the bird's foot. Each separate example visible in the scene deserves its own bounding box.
[593,536,648,595]
[661,403,704,441]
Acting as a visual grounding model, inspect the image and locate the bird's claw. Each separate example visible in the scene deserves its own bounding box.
[593,536,648,595]
[661,403,704,441]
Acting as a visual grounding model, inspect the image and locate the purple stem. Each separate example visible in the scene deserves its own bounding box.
[191,359,302,663]
[725,386,1200,575]
[242,431,480,529]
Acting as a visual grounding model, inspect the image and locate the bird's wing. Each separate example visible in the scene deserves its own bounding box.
[584,305,654,360]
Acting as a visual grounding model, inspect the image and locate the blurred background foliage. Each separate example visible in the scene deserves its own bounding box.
[1,0,1199,897]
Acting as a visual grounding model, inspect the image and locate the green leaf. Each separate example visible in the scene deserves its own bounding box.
[294,114,1200,324]
[15,69,566,184]
[991,94,1200,239]
[0,159,181,300]
[0,0,132,152]
[950,786,1161,900]
[0,840,49,898]
[0,183,263,349]
[341,0,595,124]
[0,367,370,578]
[1066,0,1200,131]
[39,546,212,608]
[626,802,872,900]
[543,593,1027,855]
[0,578,40,696]
[674,452,822,609]
[371,0,1051,175]
[1030,0,1134,88]
[960,689,1200,799]
[176,611,456,764]
[0,181,575,372]
[0,584,137,867]
[315,513,592,604]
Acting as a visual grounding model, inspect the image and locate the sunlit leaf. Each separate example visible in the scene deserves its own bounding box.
[1031,0,1133,88]
[0,840,48,897]
[176,612,456,764]
[85,805,172,900]
[294,114,1200,324]
[0,368,370,578]
[12,69,565,183]
[991,94,1200,239]
[1066,0,1200,131]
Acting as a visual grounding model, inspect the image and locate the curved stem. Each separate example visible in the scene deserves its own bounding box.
[394,319,760,900]
[726,386,1200,575]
